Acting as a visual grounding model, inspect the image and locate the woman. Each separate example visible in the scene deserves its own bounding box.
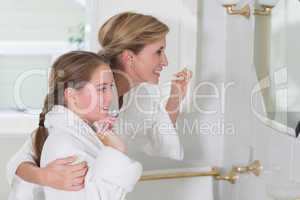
[8,51,142,200]
[7,11,191,195]
[98,12,192,160]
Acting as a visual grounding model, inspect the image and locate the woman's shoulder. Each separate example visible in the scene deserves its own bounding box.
[135,83,160,95]
[126,83,161,104]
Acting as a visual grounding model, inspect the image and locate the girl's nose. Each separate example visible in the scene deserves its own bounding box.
[105,89,113,106]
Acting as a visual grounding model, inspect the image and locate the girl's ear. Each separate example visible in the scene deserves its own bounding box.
[64,88,77,106]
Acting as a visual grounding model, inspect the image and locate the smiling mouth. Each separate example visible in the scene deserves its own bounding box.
[102,106,109,111]
[153,69,162,77]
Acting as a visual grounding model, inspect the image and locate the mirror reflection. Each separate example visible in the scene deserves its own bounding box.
[254,0,300,136]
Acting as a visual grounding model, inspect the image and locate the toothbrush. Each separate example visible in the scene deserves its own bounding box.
[92,110,119,133]
[171,67,192,81]
[109,110,119,117]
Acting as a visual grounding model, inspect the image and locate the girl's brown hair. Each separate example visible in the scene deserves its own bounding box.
[98,12,169,69]
[33,51,109,166]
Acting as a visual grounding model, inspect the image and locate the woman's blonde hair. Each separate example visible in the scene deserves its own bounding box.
[98,12,169,69]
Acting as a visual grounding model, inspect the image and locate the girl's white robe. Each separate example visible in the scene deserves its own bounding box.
[7,105,142,200]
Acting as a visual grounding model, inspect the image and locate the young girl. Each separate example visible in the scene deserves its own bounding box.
[8,51,142,200]
[7,11,191,196]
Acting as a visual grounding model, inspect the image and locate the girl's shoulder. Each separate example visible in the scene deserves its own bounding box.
[41,133,85,166]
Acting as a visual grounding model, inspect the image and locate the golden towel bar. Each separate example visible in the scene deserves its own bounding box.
[139,160,263,184]
[139,167,221,182]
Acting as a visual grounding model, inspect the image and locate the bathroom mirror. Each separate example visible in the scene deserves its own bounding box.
[0,0,87,112]
[253,0,300,137]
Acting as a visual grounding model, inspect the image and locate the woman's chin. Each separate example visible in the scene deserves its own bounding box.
[147,77,159,84]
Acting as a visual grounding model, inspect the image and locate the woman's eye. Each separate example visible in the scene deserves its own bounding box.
[157,50,162,55]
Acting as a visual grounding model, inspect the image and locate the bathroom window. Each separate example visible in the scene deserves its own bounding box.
[0,0,87,112]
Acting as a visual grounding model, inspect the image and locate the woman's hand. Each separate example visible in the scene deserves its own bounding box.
[40,156,88,191]
[170,68,193,101]
[166,68,192,124]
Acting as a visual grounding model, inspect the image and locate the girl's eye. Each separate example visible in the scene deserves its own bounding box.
[97,87,107,92]
[97,84,114,92]
[97,88,104,92]
[157,50,162,55]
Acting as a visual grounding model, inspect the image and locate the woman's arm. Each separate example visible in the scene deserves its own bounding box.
[41,136,142,200]
[166,69,192,124]
[7,136,88,191]
[15,162,44,185]
[16,157,87,191]
[7,136,37,186]
[165,94,181,124]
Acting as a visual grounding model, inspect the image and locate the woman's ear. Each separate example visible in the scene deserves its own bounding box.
[120,50,134,66]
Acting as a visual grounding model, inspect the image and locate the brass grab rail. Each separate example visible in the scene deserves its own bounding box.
[139,167,220,182]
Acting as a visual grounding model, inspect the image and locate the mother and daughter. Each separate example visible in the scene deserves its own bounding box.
[7,12,192,200]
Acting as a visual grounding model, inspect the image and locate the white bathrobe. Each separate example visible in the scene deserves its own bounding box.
[113,83,183,160]
[7,105,142,200]
[6,83,183,199]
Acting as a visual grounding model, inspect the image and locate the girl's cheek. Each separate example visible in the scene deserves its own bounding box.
[80,91,96,110]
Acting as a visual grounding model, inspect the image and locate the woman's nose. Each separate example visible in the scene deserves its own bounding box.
[161,53,168,68]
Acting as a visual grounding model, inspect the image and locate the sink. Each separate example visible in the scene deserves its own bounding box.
[267,183,300,200]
